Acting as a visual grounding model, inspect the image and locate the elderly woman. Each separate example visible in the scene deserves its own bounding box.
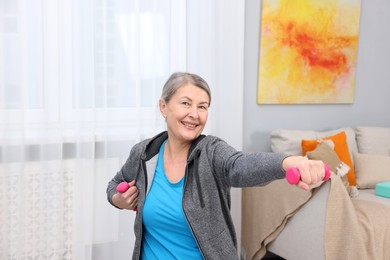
[107,72,325,260]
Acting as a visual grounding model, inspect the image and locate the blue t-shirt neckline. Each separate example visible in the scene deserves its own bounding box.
[161,140,184,186]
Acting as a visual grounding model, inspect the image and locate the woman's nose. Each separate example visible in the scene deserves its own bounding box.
[189,106,199,118]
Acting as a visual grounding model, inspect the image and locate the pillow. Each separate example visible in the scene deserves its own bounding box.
[271,127,358,159]
[302,131,357,186]
[306,141,358,197]
[355,127,390,155]
[354,152,390,189]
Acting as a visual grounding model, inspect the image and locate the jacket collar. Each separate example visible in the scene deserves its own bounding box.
[142,131,206,161]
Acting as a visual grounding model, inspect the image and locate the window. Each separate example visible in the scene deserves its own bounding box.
[1,0,186,142]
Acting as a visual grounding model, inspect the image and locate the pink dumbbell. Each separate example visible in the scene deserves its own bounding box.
[116,181,130,193]
[116,181,137,211]
[286,164,331,185]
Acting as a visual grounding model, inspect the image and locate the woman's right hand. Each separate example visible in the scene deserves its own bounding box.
[112,180,139,210]
[282,156,326,191]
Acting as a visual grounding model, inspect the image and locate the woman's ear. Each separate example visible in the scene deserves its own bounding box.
[159,99,167,118]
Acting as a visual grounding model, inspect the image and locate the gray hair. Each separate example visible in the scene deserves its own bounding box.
[161,72,211,106]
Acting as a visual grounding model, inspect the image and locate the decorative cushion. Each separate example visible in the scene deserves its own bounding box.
[355,127,390,155]
[302,131,357,186]
[270,127,358,159]
[306,141,358,197]
[354,152,390,189]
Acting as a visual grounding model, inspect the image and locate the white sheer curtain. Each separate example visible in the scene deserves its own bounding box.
[0,0,244,259]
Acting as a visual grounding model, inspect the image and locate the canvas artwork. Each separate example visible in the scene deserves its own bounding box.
[257,0,362,104]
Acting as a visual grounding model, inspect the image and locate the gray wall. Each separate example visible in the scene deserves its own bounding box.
[244,0,390,152]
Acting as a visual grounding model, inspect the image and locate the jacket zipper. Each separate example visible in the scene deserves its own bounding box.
[182,162,206,259]
[135,159,148,259]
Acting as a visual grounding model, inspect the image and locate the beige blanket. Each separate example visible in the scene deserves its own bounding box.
[241,176,390,259]
[326,176,390,260]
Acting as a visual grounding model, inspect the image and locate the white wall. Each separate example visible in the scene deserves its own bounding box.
[244,0,390,153]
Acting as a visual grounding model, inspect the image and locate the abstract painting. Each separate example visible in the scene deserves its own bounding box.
[257,0,361,104]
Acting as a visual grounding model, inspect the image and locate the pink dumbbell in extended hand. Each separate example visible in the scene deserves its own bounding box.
[117,181,137,211]
[286,164,331,185]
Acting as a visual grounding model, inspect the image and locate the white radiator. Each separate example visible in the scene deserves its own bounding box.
[0,158,135,260]
[0,160,75,259]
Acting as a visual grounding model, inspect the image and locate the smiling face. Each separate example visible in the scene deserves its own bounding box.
[160,83,210,144]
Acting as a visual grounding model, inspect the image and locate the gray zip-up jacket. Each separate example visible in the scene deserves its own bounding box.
[107,131,287,260]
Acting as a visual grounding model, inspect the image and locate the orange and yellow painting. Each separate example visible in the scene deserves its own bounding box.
[257,0,361,104]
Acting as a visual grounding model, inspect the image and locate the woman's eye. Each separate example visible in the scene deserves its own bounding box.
[182,102,190,106]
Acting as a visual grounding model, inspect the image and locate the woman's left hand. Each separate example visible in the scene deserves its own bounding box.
[282,156,326,191]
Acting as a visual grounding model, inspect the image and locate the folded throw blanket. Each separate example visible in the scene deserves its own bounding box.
[326,176,390,259]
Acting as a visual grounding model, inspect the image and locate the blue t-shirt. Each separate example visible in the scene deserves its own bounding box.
[141,141,203,260]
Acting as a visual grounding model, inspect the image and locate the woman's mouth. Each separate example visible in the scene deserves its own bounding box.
[182,121,197,129]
